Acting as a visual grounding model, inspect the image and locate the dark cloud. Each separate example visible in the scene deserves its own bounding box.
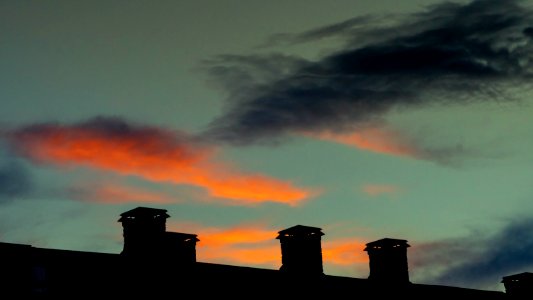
[411,218,533,290]
[10,116,197,143]
[0,161,32,202]
[202,0,533,153]
[261,14,385,47]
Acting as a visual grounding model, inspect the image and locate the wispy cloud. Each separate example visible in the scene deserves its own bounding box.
[307,127,421,158]
[361,183,403,197]
[411,217,533,290]
[361,184,403,197]
[3,117,313,206]
[202,0,533,164]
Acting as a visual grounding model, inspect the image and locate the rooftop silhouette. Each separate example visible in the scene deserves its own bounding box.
[0,206,530,298]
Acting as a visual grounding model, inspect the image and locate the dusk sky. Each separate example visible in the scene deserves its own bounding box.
[1,0,533,291]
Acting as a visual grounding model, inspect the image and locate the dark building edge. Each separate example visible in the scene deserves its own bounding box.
[1,206,530,298]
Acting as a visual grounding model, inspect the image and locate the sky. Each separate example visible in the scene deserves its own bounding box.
[1,0,533,291]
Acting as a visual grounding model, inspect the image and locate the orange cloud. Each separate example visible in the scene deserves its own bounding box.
[308,127,421,158]
[169,222,280,267]
[169,222,369,270]
[361,184,402,197]
[323,238,368,266]
[199,226,275,247]
[7,118,312,205]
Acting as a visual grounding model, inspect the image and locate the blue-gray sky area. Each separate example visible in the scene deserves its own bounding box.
[1,0,533,291]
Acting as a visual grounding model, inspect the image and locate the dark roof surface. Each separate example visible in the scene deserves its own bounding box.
[501,272,533,282]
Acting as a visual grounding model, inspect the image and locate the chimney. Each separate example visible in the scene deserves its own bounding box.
[276,225,324,276]
[118,207,170,256]
[364,238,410,285]
[163,232,199,263]
[502,272,533,298]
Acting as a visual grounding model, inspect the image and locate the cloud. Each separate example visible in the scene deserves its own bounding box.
[169,222,281,267]
[169,221,369,272]
[307,127,421,158]
[361,184,402,197]
[410,218,533,290]
[323,238,368,266]
[3,117,313,206]
[68,183,175,204]
[0,160,32,203]
[202,0,533,162]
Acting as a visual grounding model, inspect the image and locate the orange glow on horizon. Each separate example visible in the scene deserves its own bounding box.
[323,239,368,266]
[169,222,368,269]
[9,124,312,205]
[169,222,281,267]
[199,227,275,247]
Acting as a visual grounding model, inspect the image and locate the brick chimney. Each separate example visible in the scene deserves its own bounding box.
[502,272,533,298]
[276,225,324,276]
[364,238,410,285]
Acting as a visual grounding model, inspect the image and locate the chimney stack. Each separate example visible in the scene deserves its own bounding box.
[118,207,169,257]
[276,225,324,276]
[502,272,533,298]
[163,232,199,263]
[364,238,410,285]
[118,207,199,263]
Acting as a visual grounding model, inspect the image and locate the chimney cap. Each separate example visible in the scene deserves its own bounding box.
[276,225,324,239]
[164,231,200,242]
[501,272,533,283]
[364,238,410,251]
[118,207,170,222]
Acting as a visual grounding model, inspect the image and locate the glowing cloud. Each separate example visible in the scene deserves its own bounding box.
[169,221,370,270]
[322,238,368,266]
[311,128,421,158]
[169,222,280,267]
[361,184,402,197]
[5,117,312,205]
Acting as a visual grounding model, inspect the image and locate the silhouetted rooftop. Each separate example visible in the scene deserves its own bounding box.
[501,272,533,283]
[276,225,324,239]
[364,238,410,250]
[118,207,170,222]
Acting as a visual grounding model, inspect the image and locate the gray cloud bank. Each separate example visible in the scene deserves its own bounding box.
[411,217,533,290]
[202,0,533,153]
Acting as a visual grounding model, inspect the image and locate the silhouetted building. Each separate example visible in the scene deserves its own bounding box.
[0,206,529,298]
[365,238,410,285]
[277,225,324,276]
[502,272,533,298]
